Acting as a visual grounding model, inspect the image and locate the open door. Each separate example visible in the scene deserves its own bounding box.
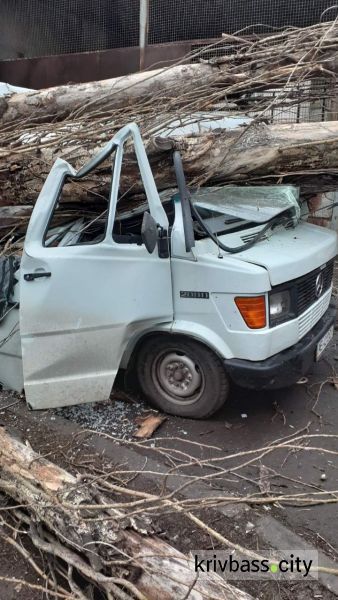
[20,124,173,409]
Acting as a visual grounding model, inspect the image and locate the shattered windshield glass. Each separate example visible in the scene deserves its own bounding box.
[191,186,300,224]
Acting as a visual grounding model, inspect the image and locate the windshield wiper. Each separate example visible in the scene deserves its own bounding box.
[190,200,291,254]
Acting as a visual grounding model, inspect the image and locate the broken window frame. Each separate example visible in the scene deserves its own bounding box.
[43,142,117,249]
[33,124,169,251]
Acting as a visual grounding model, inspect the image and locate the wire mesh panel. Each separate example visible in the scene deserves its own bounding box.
[269,81,337,123]
[206,83,336,125]
[0,0,140,60]
[244,80,338,124]
[148,0,338,44]
[1,0,338,60]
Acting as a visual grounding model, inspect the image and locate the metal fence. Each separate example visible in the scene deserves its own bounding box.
[247,81,337,124]
[1,0,338,60]
[0,0,140,60]
[148,0,338,44]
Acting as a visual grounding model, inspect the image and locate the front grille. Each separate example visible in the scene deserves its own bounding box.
[269,259,334,328]
[296,260,334,316]
[298,288,331,339]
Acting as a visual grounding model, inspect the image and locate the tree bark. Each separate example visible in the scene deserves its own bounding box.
[2,121,338,209]
[150,120,338,192]
[0,426,253,600]
[0,64,218,125]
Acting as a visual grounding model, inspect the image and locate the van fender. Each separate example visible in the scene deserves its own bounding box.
[120,320,233,369]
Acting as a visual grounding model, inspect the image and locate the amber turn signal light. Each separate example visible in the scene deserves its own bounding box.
[235,296,266,329]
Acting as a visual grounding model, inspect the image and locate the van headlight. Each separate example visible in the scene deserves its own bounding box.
[269,290,292,326]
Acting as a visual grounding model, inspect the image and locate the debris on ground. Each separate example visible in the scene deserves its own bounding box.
[133,413,166,439]
[55,396,147,439]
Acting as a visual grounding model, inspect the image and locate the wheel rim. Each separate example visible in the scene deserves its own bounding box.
[152,349,205,405]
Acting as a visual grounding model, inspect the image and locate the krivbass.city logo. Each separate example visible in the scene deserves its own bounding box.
[191,550,318,580]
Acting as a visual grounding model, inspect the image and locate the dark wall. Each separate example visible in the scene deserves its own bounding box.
[1,0,337,60]
[0,0,139,59]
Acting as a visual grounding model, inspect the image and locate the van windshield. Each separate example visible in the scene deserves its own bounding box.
[190,185,300,238]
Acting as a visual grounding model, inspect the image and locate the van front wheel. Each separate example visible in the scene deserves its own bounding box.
[136,336,229,418]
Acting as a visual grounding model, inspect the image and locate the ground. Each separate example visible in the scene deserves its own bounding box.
[0,318,338,599]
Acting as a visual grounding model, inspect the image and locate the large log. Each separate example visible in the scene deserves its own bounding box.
[0,426,253,600]
[151,120,338,192]
[2,21,338,214]
[0,64,218,125]
[2,121,338,209]
[1,21,338,128]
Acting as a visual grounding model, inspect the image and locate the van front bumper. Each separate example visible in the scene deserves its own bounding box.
[224,303,336,390]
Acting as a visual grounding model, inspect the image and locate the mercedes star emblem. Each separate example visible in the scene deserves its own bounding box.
[315,272,324,298]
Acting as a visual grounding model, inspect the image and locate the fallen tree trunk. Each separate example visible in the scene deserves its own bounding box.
[151,120,338,191]
[0,64,218,126]
[2,120,338,209]
[2,21,338,215]
[1,20,338,128]
[0,426,253,600]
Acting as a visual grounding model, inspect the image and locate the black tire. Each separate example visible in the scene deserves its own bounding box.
[136,335,229,418]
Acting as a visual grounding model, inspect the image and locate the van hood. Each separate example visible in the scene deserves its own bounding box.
[229,222,337,285]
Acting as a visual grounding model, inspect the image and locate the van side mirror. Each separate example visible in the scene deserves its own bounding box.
[141,211,158,254]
